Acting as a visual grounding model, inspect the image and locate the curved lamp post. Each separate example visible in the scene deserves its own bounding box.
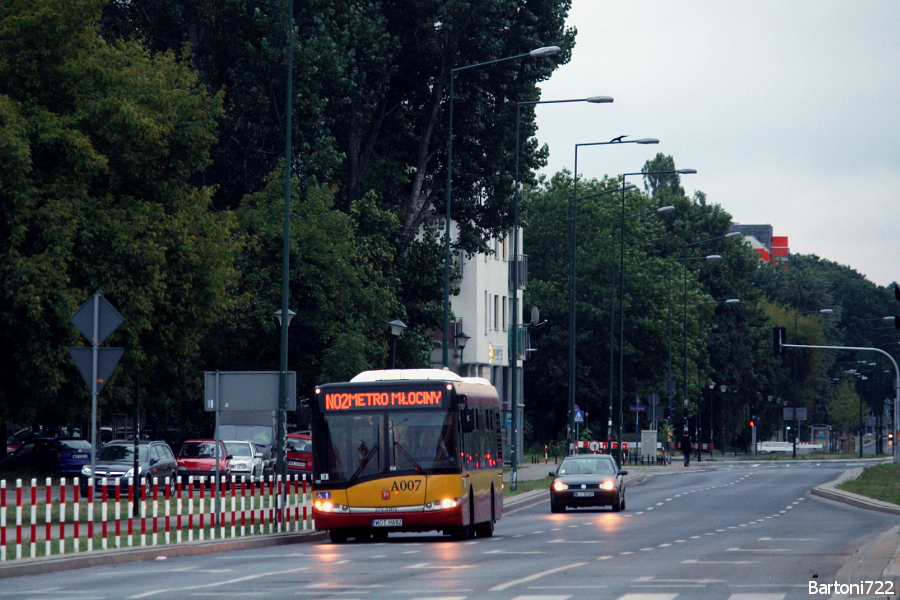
[567,137,660,456]
[615,169,694,466]
[697,299,740,459]
[607,203,675,459]
[508,96,611,489]
[443,46,561,368]
[791,308,833,457]
[455,331,471,375]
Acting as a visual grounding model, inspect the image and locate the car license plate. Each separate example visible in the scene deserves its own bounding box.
[573,491,595,497]
[288,460,306,467]
[372,518,402,527]
[72,454,89,459]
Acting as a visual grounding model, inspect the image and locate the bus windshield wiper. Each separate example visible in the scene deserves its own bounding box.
[393,441,422,472]
[347,443,379,486]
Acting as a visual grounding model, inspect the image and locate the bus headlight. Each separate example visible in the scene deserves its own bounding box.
[552,480,568,491]
[314,500,349,513]
[424,497,461,511]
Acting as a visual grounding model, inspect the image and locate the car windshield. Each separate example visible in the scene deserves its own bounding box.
[224,442,252,458]
[558,458,616,476]
[59,440,91,450]
[96,444,147,462]
[179,442,221,458]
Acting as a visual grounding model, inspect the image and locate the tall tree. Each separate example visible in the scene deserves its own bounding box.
[0,0,234,430]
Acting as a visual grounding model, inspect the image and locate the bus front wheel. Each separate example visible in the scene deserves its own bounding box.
[329,530,348,544]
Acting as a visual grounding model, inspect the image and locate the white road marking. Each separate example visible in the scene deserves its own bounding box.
[127,567,310,599]
[489,562,587,592]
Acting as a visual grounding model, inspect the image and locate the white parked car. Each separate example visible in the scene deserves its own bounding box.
[222,440,264,479]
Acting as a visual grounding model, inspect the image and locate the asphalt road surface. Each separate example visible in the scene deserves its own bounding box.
[3,461,897,600]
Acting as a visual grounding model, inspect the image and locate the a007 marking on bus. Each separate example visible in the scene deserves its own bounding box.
[391,479,422,492]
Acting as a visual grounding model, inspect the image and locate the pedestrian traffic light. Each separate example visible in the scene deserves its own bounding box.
[749,418,755,428]
[773,326,786,355]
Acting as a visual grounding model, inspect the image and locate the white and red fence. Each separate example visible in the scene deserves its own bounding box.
[0,475,313,561]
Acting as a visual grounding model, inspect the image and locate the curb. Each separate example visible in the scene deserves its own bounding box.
[810,467,900,515]
[0,530,328,580]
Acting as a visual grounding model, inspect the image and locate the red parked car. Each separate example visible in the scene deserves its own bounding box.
[176,439,231,487]
[286,432,312,479]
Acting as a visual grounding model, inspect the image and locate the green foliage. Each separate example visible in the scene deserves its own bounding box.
[0,0,233,429]
[828,378,862,432]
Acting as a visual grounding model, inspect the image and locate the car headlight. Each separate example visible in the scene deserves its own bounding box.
[314,500,349,513]
[552,480,568,491]
[232,462,247,470]
[178,465,187,471]
[601,479,615,490]
[81,465,92,476]
[123,467,142,478]
[424,497,461,511]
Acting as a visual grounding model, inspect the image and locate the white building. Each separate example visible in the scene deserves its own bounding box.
[429,224,526,462]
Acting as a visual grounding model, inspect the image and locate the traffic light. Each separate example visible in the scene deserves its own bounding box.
[749,418,755,428]
[773,326,786,355]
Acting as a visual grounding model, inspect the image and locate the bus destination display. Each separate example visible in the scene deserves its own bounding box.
[321,389,445,411]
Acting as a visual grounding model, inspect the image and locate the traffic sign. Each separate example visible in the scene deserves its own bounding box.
[574,408,585,424]
[70,293,124,345]
[629,405,647,413]
[69,347,124,394]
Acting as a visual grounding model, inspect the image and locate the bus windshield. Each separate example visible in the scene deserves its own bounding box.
[318,410,457,484]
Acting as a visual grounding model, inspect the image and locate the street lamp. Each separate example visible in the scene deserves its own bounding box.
[568,136,660,456]
[455,331,471,375]
[607,202,675,460]
[510,95,612,489]
[564,182,640,455]
[277,0,297,523]
[616,169,694,466]
[697,299,739,459]
[791,308,833,457]
[442,46,561,368]
[388,319,407,369]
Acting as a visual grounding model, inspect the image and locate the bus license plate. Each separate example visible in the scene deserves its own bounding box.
[372,518,402,527]
[573,491,595,497]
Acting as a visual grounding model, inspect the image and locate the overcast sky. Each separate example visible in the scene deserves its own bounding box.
[535,0,900,287]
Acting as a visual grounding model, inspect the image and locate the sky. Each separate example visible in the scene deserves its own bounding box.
[535,0,900,286]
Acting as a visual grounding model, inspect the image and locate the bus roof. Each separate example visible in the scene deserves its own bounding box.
[348,370,496,390]
[350,369,463,383]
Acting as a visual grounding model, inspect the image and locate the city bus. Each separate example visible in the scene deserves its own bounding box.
[310,369,503,543]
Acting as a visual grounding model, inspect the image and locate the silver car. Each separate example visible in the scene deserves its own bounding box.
[222,440,264,479]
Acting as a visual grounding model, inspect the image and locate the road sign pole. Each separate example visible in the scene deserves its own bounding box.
[91,294,99,478]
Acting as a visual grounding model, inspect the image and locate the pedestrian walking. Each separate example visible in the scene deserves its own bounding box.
[680,432,693,467]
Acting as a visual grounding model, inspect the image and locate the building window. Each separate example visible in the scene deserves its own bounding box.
[502,296,507,331]
[484,291,489,335]
[494,295,499,330]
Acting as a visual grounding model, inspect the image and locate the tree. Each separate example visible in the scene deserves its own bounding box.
[0,0,234,431]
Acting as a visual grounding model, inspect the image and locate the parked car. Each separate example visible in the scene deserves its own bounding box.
[0,437,92,476]
[80,440,177,494]
[6,429,39,455]
[549,454,627,513]
[222,440,264,480]
[176,439,231,487]
[285,432,312,479]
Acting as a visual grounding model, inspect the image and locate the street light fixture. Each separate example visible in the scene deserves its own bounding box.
[790,308,833,457]
[615,169,694,466]
[565,182,642,455]
[606,203,674,458]
[442,46,561,368]
[568,136,660,456]
[510,95,613,489]
[697,299,740,459]
[455,331,471,375]
[388,319,407,369]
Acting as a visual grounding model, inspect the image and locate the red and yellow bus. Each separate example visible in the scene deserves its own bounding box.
[311,369,503,543]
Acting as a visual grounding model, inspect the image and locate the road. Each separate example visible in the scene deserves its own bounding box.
[2,461,897,599]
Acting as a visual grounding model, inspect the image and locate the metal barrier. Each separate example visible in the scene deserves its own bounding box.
[0,474,312,561]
